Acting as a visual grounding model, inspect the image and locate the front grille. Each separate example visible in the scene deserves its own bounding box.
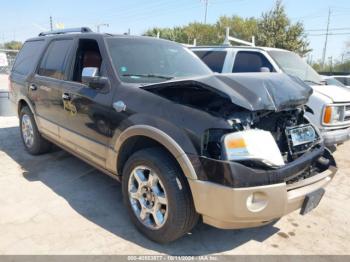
[345,105,350,121]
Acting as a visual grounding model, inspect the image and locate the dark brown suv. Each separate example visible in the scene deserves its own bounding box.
[9,28,337,243]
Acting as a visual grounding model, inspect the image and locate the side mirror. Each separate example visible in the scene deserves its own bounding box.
[260,67,271,73]
[82,67,108,89]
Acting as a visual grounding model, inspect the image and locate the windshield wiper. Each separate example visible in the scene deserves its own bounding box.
[304,80,324,85]
[122,74,174,80]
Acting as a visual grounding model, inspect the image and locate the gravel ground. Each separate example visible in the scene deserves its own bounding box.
[0,116,349,255]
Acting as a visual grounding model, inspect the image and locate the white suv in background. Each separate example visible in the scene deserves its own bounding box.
[190,46,350,147]
[327,75,350,88]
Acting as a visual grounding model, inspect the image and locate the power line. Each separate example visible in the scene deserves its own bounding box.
[308,32,350,36]
[306,27,350,32]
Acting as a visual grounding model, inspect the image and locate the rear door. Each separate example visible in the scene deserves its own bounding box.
[30,38,75,139]
[10,40,45,111]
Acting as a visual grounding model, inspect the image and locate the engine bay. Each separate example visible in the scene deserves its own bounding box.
[202,107,322,168]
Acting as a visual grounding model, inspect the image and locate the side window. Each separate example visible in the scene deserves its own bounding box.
[38,39,74,80]
[72,39,103,82]
[193,50,227,73]
[335,77,350,86]
[233,51,275,73]
[12,40,45,75]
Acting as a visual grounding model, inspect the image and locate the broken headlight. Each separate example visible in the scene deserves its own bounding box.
[285,124,320,155]
[221,129,285,168]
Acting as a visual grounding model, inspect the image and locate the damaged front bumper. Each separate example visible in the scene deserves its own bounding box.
[187,147,337,229]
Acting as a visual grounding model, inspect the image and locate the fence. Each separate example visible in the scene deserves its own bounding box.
[0,49,19,74]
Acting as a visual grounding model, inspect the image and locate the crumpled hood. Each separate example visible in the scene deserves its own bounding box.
[141,73,313,112]
[312,84,350,103]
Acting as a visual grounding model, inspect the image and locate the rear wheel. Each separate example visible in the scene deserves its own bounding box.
[19,106,52,155]
[122,148,198,243]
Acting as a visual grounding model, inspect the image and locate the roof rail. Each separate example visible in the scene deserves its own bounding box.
[38,27,93,37]
[223,27,255,47]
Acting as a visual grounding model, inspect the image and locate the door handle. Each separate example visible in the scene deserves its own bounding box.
[62,93,71,101]
[29,84,37,91]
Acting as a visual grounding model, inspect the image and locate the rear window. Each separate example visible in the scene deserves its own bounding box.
[38,39,74,80]
[233,51,274,73]
[193,50,227,73]
[12,40,45,75]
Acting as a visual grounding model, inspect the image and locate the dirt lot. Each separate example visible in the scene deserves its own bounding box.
[0,115,349,255]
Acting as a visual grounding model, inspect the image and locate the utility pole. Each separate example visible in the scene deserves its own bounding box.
[321,8,331,68]
[50,16,53,31]
[202,0,209,24]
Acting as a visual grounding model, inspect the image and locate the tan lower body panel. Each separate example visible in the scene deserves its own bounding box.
[188,167,336,229]
[37,116,109,169]
[36,117,59,140]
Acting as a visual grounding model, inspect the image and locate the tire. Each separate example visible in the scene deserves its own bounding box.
[122,147,199,243]
[19,106,52,155]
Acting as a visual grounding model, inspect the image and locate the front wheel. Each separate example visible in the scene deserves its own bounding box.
[122,148,198,243]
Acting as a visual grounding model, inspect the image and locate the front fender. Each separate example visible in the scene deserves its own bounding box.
[106,114,201,180]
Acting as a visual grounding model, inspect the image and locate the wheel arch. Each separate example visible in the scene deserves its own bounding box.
[111,125,198,180]
[17,97,36,117]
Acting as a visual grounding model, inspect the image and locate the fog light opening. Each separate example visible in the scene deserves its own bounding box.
[246,192,268,212]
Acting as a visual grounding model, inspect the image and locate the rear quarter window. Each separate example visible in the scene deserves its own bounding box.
[193,50,227,73]
[12,40,45,75]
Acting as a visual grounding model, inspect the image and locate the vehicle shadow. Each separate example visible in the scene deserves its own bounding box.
[0,125,280,255]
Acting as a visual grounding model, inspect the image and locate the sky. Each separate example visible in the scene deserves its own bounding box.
[0,0,349,62]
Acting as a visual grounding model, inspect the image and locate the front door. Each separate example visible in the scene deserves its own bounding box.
[59,38,115,168]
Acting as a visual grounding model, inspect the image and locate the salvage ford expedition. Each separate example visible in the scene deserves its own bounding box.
[9,28,337,243]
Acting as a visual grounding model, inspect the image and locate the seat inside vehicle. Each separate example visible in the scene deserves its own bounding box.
[73,39,102,82]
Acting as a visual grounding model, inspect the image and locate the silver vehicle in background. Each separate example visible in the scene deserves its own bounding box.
[190,29,350,148]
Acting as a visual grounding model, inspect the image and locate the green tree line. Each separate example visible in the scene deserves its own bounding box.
[144,0,311,56]
[0,41,22,50]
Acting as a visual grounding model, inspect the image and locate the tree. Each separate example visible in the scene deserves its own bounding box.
[144,27,188,43]
[143,0,310,54]
[183,22,220,45]
[4,41,22,50]
[144,23,220,45]
[257,0,310,56]
[216,15,258,43]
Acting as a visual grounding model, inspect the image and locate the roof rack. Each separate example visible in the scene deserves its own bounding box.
[38,27,93,37]
[223,27,255,47]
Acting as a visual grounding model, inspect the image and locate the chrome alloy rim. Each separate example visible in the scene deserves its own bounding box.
[21,114,34,148]
[128,166,168,229]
